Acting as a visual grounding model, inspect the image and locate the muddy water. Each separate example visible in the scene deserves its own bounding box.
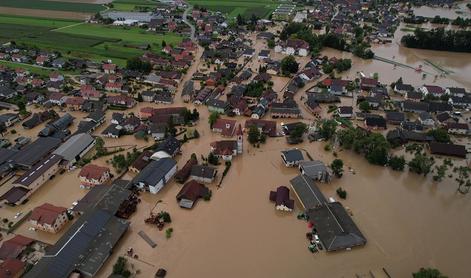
[413,1,471,19]
[321,24,471,89]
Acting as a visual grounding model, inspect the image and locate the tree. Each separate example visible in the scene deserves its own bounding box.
[427,128,450,143]
[389,155,405,171]
[161,40,166,48]
[267,39,275,49]
[126,57,152,73]
[454,166,471,194]
[318,119,338,140]
[248,125,261,144]
[359,101,370,112]
[236,14,244,25]
[112,257,131,278]
[290,123,307,140]
[281,55,299,75]
[413,267,447,278]
[166,116,176,136]
[336,187,347,199]
[331,159,344,177]
[433,164,447,182]
[137,93,143,102]
[207,152,219,165]
[409,153,434,176]
[208,112,219,128]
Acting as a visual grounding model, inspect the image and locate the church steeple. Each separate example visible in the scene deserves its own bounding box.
[236,124,243,154]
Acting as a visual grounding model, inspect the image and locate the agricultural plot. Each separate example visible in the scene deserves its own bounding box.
[0,15,183,66]
[188,0,280,19]
[0,0,105,13]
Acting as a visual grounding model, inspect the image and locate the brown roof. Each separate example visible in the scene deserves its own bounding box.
[0,235,33,260]
[0,259,25,278]
[175,157,198,183]
[429,142,466,158]
[176,180,209,203]
[29,203,67,225]
[79,164,110,180]
[130,150,153,172]
[212,118,236,137]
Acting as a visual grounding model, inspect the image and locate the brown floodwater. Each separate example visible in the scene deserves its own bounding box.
[413,1,471,19]
[2,25,471,278]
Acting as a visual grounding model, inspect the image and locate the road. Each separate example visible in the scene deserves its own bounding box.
[182,3,196,41]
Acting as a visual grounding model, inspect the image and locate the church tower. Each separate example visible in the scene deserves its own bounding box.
[236,124,243,154]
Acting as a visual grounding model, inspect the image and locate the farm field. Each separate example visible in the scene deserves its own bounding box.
[0,0,105,13]
[0,15,184,66]
[0,60,78,76]
[188,0,281,19]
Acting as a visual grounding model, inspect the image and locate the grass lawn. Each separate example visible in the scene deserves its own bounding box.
[0,60,77,76]
[188,0,279,19]
[0,0,104,13]
[0,14,79,28]
[0,14,184,66]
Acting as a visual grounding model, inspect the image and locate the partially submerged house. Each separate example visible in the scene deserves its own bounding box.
[298,161,331,183]
[269,186,294,212]
[190,165,217,184]
[176,180,210,209]
[132,158,177,194]
[78,164,111,188]
[281,149,304,167]
[29,203,69,233]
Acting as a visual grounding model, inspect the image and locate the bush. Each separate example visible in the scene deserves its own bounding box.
[165,228,173,239]
[336,187,347,199]
[389,155,405,171]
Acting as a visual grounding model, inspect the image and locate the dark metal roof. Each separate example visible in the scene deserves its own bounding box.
[307,202,367,251]
[289,175,327,210]
[11,137,62,169]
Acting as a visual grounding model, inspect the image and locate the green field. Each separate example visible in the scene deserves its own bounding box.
[0,15,183,66]
[188,0,280,19]
[0,60,78,76]
[0,0,105,13]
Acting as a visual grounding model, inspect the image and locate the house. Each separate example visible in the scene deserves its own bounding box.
[122,116,140,133]
[29,203,69,233]
[360,77,378,90]
[141,91,156,102]
[281,149,304,167]
[155,136,181,157]
[394,83,414,95]
[80,85,102,101]
[401,121,425,132]
[107,95,136,109]
[49,72,63,82]
[278,39,309,56]
[365,115,387,130]
[103,63,116,74]
[0,113,19,127]
[299,68,321,81]
[304,97,322,118]
[78,164,111,188]
[51,58,66,68]
[52,133,95,168]
[337,106,353,118]
[242,48,255,58]
[129,150,153,173]
[38,113,74,137]
[0,259,25,278]
[258,49,270,60]
[101,124,122,138]
[212,118,237,137]
[402,100,429,113]
[418,112,435,127]
[269,186,294,212]
[329,79,350,96]
[298,161,331,183]
[429,142,466,158]
[48,92,66,106]
[428,102,452,113]
[176,180,209,209]
[420,85,444,97]
[65,97,85,111]
[245,119,277,137]
[9,137,61,170]
[448,95,471,109]
[190,165,217,184]
[206,98,228,114]
[307,202,367,251]
[181,80,194,103]
[133,158,177,194]
[0,86,17,100]
[405,91,423,101]
[289,174,327,209]
[445,87,467,97]
[271,100,302,118]
[385,111,405,125]
[0,235,34,261]
[175,157,198,183]
[445,122,469,135]
[149,123,166,140]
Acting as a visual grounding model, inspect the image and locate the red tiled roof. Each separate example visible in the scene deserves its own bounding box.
[0,259,25,278]
[0,235,33,260]
[29,203,67,225]
[212,118,236,137]
[79,164,110,180]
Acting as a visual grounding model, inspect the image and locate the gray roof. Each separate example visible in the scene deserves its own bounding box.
[14,154,62,187]
[281,149,304,163]
[190,165,216,179]
[289,174,327,210]
[307,202,367,251]
[12,137,62,169]
[133,158,176,187]
[299,160,329,179]
[53,133,95,162]
[24,181,131,278]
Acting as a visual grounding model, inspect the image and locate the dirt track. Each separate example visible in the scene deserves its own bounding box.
[0,7,91,20]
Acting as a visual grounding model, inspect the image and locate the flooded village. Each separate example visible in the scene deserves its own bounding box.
[0,0,471,277]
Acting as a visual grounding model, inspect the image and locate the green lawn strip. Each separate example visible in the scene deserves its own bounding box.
[0,60,76,76]
[0,0,104,13]
[0,14,80,28]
